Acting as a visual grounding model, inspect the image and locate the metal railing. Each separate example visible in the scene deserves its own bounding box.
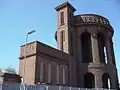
[0,83,117,90]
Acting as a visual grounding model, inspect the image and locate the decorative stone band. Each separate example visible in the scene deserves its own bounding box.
[73,14,110,26]
[55,14,113,41]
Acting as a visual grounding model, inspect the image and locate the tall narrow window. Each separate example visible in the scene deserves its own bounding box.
[51,63,57,84]
[60,11,64,25]
[98,33,106,63]
[69,11,73,19]
[102,73,112,89]
[69,11,73,22]
[40,62,43,82]
[56,64,59,84]
[62,30,65,42]
[59,65,63,85]
[43,63,47,83]
[109,38,116,65]
[71,33,73,55]
[61,30,65,51]
[48,64,51,83]
[81,32,93,63]
[104,47,108,64]
[63,67,66,85]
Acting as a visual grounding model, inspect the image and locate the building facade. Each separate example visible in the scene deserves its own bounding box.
[19,2,119,89]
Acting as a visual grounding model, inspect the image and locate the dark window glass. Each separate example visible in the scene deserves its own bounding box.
[97,33,106,63]
[81,32,93,63]
[102,73,112,89]
[61,31,65,51]
[60,12,64,25]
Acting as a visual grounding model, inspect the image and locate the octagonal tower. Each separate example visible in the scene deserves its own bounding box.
[55,2,119,89]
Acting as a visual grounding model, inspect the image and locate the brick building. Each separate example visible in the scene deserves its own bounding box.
[19,2,119,89]
[2,73,21,83]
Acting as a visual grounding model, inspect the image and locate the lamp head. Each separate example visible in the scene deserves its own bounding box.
[27,30,36,35]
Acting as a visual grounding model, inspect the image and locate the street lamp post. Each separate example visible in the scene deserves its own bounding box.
[23,30,36,83]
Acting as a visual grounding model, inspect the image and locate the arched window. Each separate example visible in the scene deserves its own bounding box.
[84,72,95,88]
[102,73,112,89]
[98,33,107,64]
[81,32,93,63]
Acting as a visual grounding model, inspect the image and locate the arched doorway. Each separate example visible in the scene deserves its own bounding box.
[84,72,95,88]
[102,73,112,89]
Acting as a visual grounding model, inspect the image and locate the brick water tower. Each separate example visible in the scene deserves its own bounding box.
[55,2,119,89]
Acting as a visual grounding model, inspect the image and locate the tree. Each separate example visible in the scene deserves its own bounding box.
[0,67,17,76]
[5,67,16,74]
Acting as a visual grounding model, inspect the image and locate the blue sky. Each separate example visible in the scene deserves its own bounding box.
[0,0,120,80]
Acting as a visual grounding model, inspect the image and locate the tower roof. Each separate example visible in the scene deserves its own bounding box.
[55,2,76,12]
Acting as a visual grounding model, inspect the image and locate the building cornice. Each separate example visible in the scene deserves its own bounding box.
[55,2,76,12]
